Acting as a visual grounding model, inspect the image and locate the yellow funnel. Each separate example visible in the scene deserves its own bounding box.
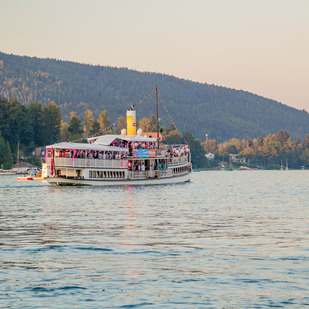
[127,109,136,135]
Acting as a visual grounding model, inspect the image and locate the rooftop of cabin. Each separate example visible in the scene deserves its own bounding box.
[88,134,157,146]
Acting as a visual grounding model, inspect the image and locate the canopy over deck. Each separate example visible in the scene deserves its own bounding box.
[46,142,128,152]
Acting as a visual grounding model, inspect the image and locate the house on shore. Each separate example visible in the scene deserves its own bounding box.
[229,154,246,164]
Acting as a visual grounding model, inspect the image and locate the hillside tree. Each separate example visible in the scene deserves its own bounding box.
[83,109,94,137]
[42,101,62,145]
[98,110,112,134]
[68,112,83,141]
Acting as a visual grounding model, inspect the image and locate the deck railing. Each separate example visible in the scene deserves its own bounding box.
[48,157,127,169]
[168,155,189,166]
[128,169,173,179]
[47,154,189,171]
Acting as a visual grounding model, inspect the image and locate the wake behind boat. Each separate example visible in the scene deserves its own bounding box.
[45,88,192,186]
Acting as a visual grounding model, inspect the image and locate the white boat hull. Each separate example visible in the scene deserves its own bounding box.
[45,172,191,186]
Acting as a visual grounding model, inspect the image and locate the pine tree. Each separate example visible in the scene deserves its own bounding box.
[90,120,100,136]
[68,112,83,141]
[4,141,13,169]
[60,121,70,141]
[42,101,62,145]
[28,101,44,146]
[0,133,6,168]
[304,134,309,149]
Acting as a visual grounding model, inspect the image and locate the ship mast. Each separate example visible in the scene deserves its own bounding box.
[17,141,19,168]
[156,85,159,149]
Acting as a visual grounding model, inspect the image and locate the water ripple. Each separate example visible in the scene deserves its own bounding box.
[0,171,308,308]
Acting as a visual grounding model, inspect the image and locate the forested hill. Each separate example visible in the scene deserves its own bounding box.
[1,51,308,142]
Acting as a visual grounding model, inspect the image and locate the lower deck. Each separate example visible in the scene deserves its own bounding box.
[45,169,191,186]
[52,164,191,181]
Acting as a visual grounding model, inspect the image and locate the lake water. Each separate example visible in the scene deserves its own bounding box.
[0,171,308,308]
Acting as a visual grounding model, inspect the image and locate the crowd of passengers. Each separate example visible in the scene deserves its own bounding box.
[56,149,125,160]
[78,150,124,160]
[54,142,189,161]
[113,140,157,149]
[131,159,167,173]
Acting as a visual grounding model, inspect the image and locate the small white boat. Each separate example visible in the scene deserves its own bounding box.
[17,175,33,181]
[0,170,16,175]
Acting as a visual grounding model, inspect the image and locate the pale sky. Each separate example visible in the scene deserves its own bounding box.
[1,0,308,111]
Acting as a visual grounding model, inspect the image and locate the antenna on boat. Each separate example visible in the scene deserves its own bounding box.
[156,85,159,149]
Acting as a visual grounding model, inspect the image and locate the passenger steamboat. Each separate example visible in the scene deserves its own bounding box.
[45,89,192,186]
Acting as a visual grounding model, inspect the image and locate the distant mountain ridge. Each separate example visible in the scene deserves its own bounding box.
[1,51,308,142]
